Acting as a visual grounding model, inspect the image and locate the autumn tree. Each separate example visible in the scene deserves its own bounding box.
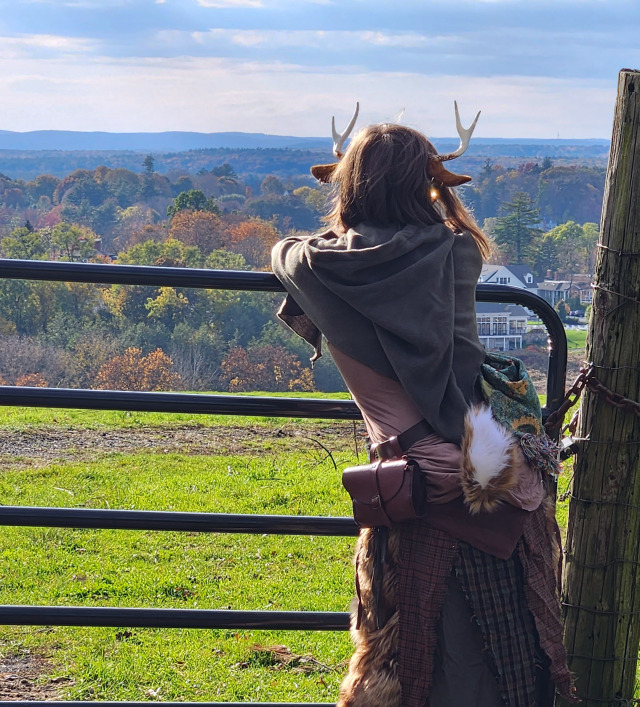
[107,240,203,325]
[210,163,236,178]
[168,210,226,254]
[15,373,48,387]
[101,168,142,208]
[94,347,182,391]
[69,330,121,389]
[50,222,96,261]
[117,238,202,268]
[260,175,286,197]
[110,205,160,251]
[0,280,42,335]
[225,217,280,269]
[544,221,586,273]
[145,287,190,328]
[292,186,326,212]
[536,221,600,276]
[220,345,314,393]
[25,175,60,205]
[1,226,49,259]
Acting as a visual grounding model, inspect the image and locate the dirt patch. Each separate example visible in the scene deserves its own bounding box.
[0,421,364,466]
[511,347,585,395]
[0,653,73,701]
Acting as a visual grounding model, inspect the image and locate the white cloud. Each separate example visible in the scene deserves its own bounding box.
[0,52,616,138]
[0,34,95,59]
[196,0,264,7]
[183,28,440,50]
[359,31,430,48]
[21,0,129,5]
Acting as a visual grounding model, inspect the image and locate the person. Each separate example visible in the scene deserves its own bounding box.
[271,111,576,707]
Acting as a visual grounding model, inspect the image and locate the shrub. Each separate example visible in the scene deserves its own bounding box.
[94,347,182,391]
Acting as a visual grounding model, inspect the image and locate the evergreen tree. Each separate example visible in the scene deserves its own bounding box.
[166,189,220,218]
[142,155,155,174]
[494,192,542,264]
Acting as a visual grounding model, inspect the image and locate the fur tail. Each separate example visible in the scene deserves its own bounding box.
[460,404,519,514]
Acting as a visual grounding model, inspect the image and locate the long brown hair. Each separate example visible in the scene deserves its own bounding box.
[324,123,491,260]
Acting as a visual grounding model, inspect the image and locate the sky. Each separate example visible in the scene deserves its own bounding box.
[0,0,638,139]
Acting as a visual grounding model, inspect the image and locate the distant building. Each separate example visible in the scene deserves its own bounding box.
[535,280,572,306]
[479,263,593,308]
[478,264,537,290]
[476,303,529,351]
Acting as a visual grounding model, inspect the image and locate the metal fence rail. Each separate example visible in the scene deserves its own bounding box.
[0,258,568,705]
[0,258,567,415]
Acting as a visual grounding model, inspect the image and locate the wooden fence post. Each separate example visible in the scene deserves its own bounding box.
[558,69,640,706]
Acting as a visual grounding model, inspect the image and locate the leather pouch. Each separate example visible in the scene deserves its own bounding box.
[342,437,428,528]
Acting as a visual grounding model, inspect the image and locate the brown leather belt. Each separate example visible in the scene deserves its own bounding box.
[374,419,433,460]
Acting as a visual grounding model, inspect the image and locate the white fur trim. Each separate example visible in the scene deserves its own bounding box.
[465,405,514,488]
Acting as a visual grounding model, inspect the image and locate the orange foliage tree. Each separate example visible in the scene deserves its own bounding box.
[225,217,280,269]
[94,347,182,391]
[220,345,314,392]
[168,210,226,254]
[15,373,48,387]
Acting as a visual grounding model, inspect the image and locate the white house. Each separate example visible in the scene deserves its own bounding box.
[480,263,590,308]
[478,264,537,290]
[475,303,529,351]
[535,280,572,306]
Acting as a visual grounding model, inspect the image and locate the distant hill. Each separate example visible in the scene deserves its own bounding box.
[0,129,610,153]
[0,130,332,152]
[0,130,611,181]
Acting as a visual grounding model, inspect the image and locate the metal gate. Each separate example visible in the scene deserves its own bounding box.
[0,257,568,706]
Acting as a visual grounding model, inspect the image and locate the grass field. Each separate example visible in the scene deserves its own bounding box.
[0,403,366,702]
[0,401,574,702]
[565,329,587,350]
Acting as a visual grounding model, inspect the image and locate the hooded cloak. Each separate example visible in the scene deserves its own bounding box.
[271,223,486,443]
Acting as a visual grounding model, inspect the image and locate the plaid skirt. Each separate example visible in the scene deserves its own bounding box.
[340,502,576,707]
[396,502,575,707]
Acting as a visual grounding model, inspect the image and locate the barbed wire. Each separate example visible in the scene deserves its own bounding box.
[563,553,640,570]
[593,285,640,307]
[597,242,640,257]
[565,494,640,510]
[592,363,640,372]
[567,437,640,446]
[563,602,640,616]
[565,652,639,662]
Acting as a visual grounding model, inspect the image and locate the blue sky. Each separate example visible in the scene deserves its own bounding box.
[0,0,637,138]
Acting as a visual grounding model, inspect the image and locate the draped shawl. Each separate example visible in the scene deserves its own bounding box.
[271,223,486,444]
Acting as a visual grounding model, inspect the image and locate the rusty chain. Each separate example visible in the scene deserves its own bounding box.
[545,364,594,433]
[544,363,640,434]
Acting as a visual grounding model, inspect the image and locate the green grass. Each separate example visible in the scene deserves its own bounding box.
[565,329,587,350]
[0,401,586,702]
[0,405,363,702]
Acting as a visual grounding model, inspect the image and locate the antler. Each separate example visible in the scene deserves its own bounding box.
[438,101,481,162]
[332,102,360,158]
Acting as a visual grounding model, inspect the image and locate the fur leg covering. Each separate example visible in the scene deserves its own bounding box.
[460,404,519,514]
[337,526,402,707]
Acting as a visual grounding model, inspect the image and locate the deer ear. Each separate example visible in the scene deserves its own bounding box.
[428,158,472,187]
[310,163,338,183]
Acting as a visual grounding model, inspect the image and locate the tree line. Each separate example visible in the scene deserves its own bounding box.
[0,155,603,392]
